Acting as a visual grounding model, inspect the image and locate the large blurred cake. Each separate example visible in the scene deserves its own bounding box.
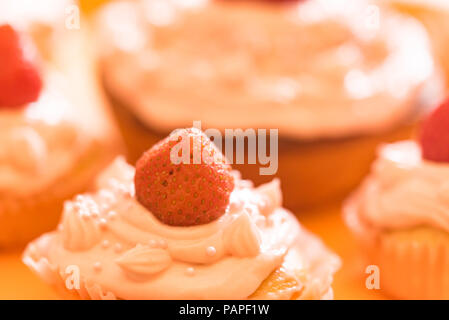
[94,0,443,208]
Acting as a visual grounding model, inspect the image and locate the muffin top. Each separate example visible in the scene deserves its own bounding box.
[346,140,449,234]
[97,0,439,139]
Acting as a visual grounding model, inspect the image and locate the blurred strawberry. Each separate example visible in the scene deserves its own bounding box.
[0,24,42,108]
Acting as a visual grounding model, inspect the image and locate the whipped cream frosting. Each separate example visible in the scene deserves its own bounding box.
[24,157,339,299]
[0,72,91,196]
[98,0,438,139]
[347,140,449,233]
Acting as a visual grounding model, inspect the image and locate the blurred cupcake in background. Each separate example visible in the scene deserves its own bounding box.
[94,0,442,209]
[383,0,449,92]
[0,1,122,247]
[344,97,449,299]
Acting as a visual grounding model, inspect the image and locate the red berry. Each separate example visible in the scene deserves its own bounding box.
[419,97,449,163]
[0,24,42,108]
[135,128,235,226]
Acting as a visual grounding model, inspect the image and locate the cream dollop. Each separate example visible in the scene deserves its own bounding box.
[61,203,101,251]
[348,140,449,233]
[223,212,261,257]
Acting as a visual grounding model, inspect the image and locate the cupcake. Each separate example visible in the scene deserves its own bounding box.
[383,0,449,90]
[94,0,442,209]
[344,97,449,299]
[0,6,121,247]
[23,128,340,300]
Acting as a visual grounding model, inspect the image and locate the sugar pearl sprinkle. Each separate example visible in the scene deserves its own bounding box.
[64,201,74,212]
[148,239,168,249]
[185,267,195,277]
[72,194,104,219]
[75,195,85,203]
[101,240,110,249]
[206,246,216,257]
[114,243,123,253]
[158,239,168,249]
[107,211,117,220]
[98,218,108,230]
[98,189,116,204]
[91,210,100,218]
[148,239,157,247]
[93,262,102,272]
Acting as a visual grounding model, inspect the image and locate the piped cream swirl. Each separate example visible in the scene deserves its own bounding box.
[61,203,101,251]
[351,140,449,232]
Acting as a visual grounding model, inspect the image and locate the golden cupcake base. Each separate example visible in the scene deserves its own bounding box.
[345,195,449,299]
[357,227,449,300]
